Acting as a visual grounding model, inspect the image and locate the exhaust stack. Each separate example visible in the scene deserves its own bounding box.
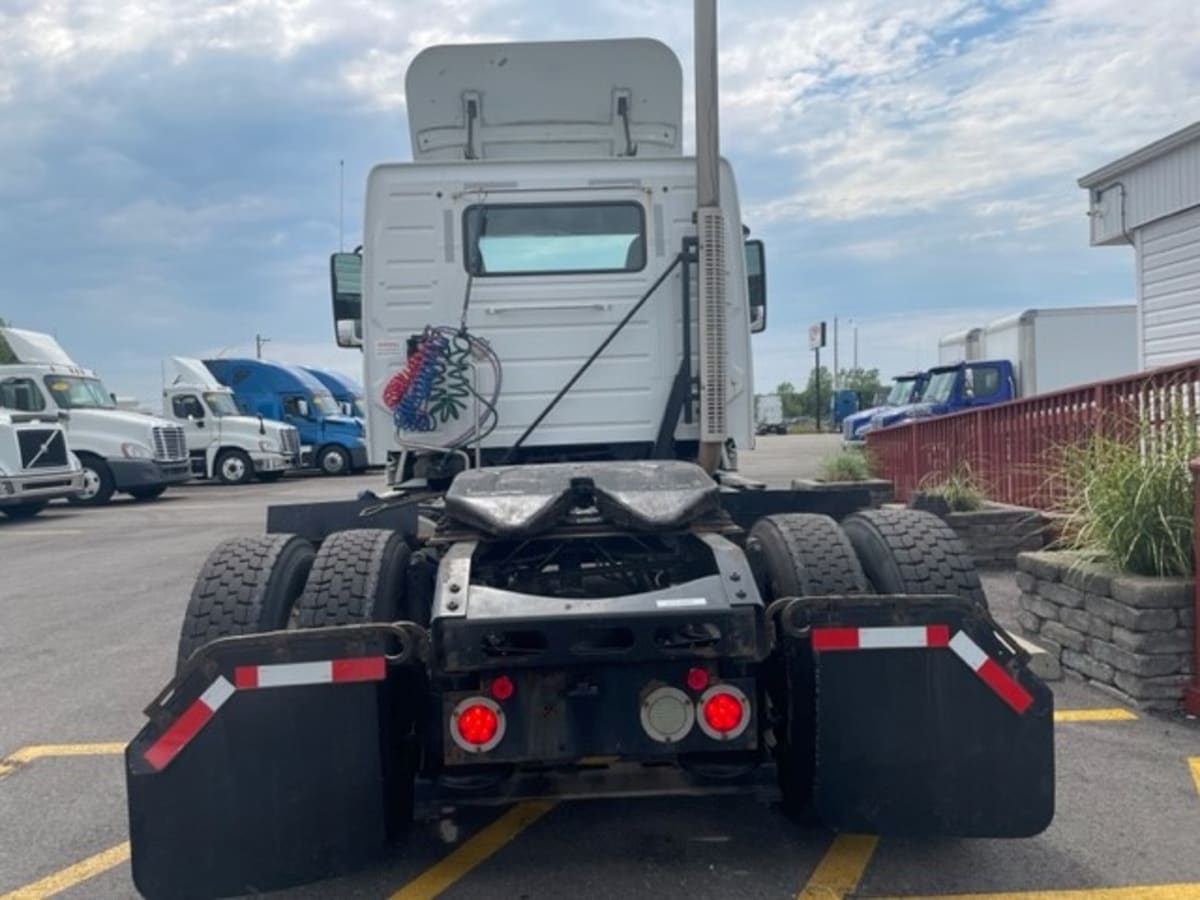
[694,0,727,472]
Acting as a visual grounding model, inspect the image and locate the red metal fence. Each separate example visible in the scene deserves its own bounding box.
[866,358,1200,714]
[866,359,1200,508]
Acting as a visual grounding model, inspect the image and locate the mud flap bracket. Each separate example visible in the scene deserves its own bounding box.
[775,595,1054,837]
[126,623,427,900]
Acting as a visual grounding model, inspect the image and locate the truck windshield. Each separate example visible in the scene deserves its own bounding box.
[886,379,916,405]
[203,392,240,417]
[43,375,115,409]
[463,202,645,276]
[922,371,958,405]
[311,393,340,416]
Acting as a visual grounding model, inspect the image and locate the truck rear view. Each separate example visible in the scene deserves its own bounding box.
[123,29,1054,900]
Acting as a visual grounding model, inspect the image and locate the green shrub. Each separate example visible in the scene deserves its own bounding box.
[821,450,871,482]
[919,464,985,512]
[1055,406,1196,577]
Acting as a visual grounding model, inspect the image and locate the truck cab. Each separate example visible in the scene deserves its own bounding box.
[842,371,928,445]
[0,327,191,505]
[162,358,301,484]
[202,358,367,475]
[0,408,84,518]
[301,367,366,422]
[326,39,768,483]
[871,360,1015,430]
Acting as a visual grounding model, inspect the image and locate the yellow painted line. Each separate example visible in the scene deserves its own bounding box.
[1189,756,1200,797]
[874,884,1200,899]
[1054,708,1138,722]
[0,841,130,900]
[388,801,556,900]
[0,743,124,780]
[797,833,879,900]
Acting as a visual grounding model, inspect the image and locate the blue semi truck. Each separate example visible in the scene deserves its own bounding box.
[203,359,368,475]
[301,367,366,422]
[841,371,929,445]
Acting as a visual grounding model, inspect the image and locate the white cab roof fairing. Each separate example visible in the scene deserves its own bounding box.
[0,327,77,366]
[168,357,226,391]
[405,39,683,161]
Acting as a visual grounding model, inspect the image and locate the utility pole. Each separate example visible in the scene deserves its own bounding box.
[832,317,840,390]
[255,334,271,360]
[853,321,859,370]
[814,346,822,433]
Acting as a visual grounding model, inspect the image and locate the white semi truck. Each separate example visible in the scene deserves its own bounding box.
[0,327,191,504]
[126,25,1053,900]
[755,393,786,435]
[160,358,301,484]
[0,410,84,518]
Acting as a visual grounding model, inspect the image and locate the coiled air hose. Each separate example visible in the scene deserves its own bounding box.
[382,326,501,448]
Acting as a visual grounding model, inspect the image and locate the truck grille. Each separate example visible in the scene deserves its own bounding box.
[17,428,69,469]
[281,427,300,456]
[152,426,188,462]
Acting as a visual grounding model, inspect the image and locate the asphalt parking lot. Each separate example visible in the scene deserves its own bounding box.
[2,435,1198,900]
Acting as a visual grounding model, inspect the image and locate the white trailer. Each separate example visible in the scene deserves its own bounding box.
[160,358,301,484]
[938,328,984,365]
[755,393,785,434]
[982,305,1138,396]
[0,327,191,505]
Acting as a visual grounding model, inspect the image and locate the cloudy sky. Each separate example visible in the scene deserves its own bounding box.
[2,0,1197,405]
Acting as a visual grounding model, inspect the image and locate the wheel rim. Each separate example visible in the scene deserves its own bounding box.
[322,450,345,474]
[79,467,101,500]
[222,456,247,481]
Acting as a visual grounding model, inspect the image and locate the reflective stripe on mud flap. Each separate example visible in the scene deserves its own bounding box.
[811,625,1033,714]
[143,657,388,770]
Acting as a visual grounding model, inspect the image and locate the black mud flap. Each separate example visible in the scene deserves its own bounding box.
[125,624,426,900]
[775,596,1054,837]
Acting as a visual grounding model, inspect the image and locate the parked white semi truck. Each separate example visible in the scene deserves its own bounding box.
[0,410,84,518]
[0,327,191,504]
[126,25,1054,900]
[161,358,301,484]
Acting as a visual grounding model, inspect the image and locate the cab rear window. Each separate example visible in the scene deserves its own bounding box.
[463,202,645,276]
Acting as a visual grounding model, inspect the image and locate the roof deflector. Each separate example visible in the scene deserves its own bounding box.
[404,39,683,161]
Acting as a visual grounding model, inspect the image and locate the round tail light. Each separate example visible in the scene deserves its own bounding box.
[697,685,751,741]
[450,697,505,753]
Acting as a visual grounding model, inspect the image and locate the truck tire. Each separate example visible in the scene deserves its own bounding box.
[746,514,868,819]
[841,508,988,610]
[127,485,167,501]
[176,534,315,672]
[215,448,254,485]
[747,513,869,602]
[1,502,47,519]
[317,445,351,476]
[294,529,412,627]
[67,454,115,506]
[293,528,419,835]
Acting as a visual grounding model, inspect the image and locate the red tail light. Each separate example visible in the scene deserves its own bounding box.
[450,697,505,753]
[489,675,515,701]
[697,685,750,741]
[685,666,709,692]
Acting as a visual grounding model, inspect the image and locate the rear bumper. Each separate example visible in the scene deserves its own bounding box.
[110,458,191,490]
[0,469,84,505]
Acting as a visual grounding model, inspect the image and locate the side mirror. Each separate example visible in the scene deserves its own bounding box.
[745,239,766,333]
[330,252,363,349]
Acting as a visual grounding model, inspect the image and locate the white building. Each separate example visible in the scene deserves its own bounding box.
[1079,122,1200,369]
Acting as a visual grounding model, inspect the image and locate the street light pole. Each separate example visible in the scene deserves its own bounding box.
[256,334,271,360]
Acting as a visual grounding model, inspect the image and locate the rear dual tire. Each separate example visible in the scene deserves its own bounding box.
[751,509,987,817]
[176,534,315,672]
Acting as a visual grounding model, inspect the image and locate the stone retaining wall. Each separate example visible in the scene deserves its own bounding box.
[943,503,1046,569]
[1015,551,1195,710]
